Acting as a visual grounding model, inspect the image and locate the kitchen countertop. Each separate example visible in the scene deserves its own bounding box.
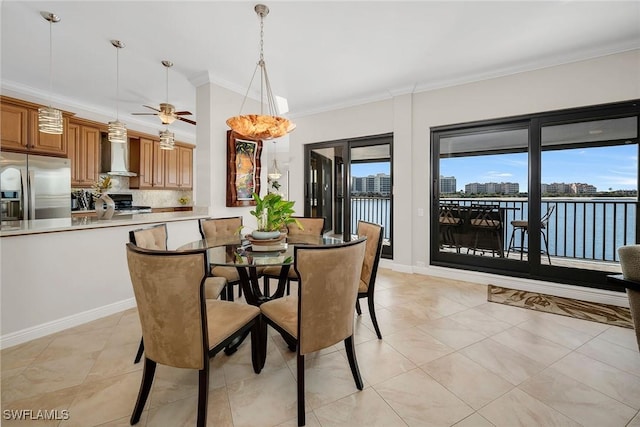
[0,208,209,237]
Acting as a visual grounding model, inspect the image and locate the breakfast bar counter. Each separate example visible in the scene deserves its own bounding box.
[0,209,209,237]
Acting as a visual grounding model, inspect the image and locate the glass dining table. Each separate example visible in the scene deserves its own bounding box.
[177,235,343,306]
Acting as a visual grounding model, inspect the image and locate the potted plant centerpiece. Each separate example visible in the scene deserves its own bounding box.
[249,192,301,240]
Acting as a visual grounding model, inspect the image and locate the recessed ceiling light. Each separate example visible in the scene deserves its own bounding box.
[588,129,603,135]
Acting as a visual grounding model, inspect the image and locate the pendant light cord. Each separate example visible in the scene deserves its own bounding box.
[115,45,120,120]
[48,18,53,107]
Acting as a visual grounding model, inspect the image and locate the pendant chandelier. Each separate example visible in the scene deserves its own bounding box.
[38,11,63,135]
[108,40,127,144]
[226,4,295,140]
[268,157,282,181]
[159,127,175,150]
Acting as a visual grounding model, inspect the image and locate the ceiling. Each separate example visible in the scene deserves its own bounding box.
[2,1,639,142]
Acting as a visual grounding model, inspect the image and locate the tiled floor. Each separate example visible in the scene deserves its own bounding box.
[2,269,640,426]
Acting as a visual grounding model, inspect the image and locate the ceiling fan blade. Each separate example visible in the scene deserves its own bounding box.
[131,112,159,116]
[174,111,193,116]
[142,105,161,112]
[177,116,197,126]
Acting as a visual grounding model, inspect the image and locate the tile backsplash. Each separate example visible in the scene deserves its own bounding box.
[74,175,193,208]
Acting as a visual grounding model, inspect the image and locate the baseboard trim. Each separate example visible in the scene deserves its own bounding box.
[0,298,137,349]
[419,265,629,308]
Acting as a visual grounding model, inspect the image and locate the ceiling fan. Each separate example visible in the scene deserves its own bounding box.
[132,60,196,126]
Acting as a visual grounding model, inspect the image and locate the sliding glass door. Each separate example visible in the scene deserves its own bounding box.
[431,100,639,289]
[304,134,393,258]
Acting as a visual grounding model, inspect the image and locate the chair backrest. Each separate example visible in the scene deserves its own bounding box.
[294,238,367,355]
[469,204,502,228]
[199,217,242,245]
[129,223,168,250]
[439,203,461,225]
[356,221,384,294]
[541,204,556,225]
[126,243,209,369]
[286,217,325,244]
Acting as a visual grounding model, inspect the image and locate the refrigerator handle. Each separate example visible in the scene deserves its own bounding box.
[27,169,35,220]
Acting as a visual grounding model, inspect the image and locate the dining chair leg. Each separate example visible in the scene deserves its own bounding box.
[355,299,362,316]
[368,297,382,339]
[542,230,552,265]
[297,353,306,426]
[134,337,144,364]
[130,358,156,425]
[251,318,264,373]
[344,336,364,390]
[196,367,209,427]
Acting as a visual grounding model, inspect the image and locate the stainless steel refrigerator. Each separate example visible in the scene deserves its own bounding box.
[0,151,71,221]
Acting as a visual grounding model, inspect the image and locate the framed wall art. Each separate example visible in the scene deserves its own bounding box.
[226,130,262,207]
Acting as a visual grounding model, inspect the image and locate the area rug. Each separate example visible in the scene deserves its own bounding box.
[488,285,633,328]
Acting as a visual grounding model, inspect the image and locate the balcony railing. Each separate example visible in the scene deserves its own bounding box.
[350,196,392,243]
[440,197,637,262]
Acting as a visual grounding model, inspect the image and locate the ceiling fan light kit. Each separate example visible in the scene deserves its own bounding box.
[131,60,196,127]
[226,3,296,140]
[38,11,63,135]
[108,40,127,144]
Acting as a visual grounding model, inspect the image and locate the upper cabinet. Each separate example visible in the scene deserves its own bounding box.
[130,137,193,190]
[1,96,71,157]
[68,118,102,187]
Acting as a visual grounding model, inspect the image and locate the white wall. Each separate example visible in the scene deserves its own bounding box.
[288,49,640,288]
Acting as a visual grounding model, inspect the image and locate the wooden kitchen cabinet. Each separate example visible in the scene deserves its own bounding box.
[130,137,165,188]
[1,96,70,157]
[68,119,101,187]
[1,102,29,150]
[164,143,193,189]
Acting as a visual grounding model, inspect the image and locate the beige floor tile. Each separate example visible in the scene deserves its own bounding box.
[540,311,610,337]
[353,317,380,344]
[597,325,639,352]
[460,339,545,385]
[447,308,512,337]
[146,386,231,427]
[357,307,426,336]
[84,341,143,383]
[491,326,572,365]
[2,352,98,402]
[416,317,486,350]
[479,388,581,426]
[59,312,123,335]
[576,337,640,377]
[515,315,594,349]
[520,368,637,426]
[220,335,283,386]
[551,352,640,409]
[227,367,297,427]
[34,328,112,364]
[276,411,322,427]
[421,352,513,410]
[147,362,225,409]
[384,327,454,365]
[384,298,446,322]
[59,371,142,427]
[1,385,79,427]
[288,351,367,410]
[313,387,407,427]
[105,318,143,348]
[347,339,416,385]
[473,301,540,325]
[453,413,495,427]
[375,368,473,426]
[1,335,54,372]
[97,412,148,426]
[411,294,470,317]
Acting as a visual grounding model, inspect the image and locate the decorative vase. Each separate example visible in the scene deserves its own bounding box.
[251,230,281,240]
[618,245,640,281]
[95,192,115,220]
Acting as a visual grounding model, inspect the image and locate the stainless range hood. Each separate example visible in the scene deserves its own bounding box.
[101,134,136,177]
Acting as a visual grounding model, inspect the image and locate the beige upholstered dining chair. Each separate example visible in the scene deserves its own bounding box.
[355,220,385,339]
[262,217,325,295]
[260,238,367,426]
[198,216,248,301]
[126,243,262,427]
[129,223,227,363]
